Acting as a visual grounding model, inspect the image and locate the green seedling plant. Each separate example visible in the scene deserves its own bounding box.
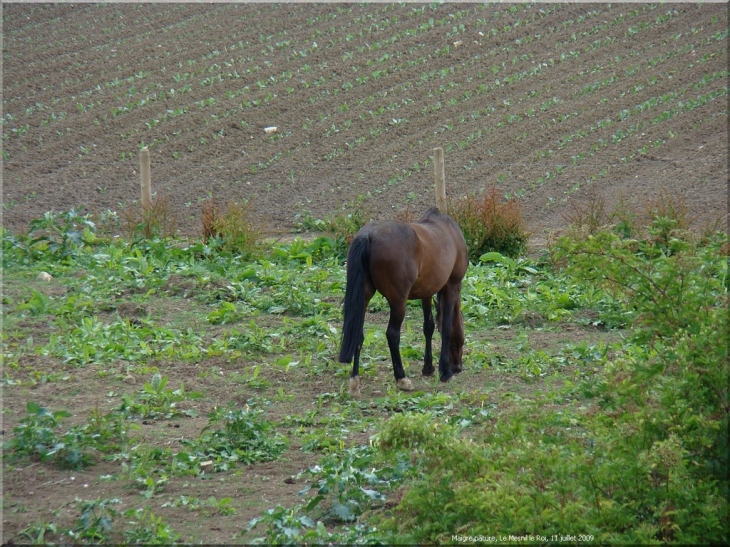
[66,497,122,543]
[119,446,173,497]
[122,508,180,545]
[118,373,202,419]
[178,403,288,472]
[16,288,54,316]
[17,521,58,544]
[5,402,103,470]
[297,445,410,523]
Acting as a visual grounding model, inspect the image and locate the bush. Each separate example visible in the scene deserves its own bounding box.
[449,187,529,261]
[2,209,97,264]
[201,196,260,258]
[374,226,728,544]
[122,192,178,240]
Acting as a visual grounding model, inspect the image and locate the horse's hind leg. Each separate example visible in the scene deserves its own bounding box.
[421,298,435,376]
[385,298,414,391]
[349,347,362,397]
[349,285,375,398]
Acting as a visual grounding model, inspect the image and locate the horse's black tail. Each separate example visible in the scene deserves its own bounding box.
[339,234,370,363]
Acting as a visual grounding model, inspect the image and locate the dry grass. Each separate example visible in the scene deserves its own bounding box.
[121,192,178,239]
[449,187,529,260]
[558,187,727,249]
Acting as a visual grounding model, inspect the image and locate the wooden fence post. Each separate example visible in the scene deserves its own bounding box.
[140,146,152,211]
[434,147,447,213]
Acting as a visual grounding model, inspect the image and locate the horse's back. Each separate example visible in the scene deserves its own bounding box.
[413,209,468,281]
[358,209,466,301]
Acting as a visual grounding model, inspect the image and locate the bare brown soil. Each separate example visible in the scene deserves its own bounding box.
[2,3,727,238]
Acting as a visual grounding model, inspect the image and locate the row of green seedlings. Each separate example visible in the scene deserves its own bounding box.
[2,1,239,105]
[2,5,712,187]
[301,0,662,112]
[0,1,638,167]
[540,62,726,160]
[0,1,692,141]
[521,71,728,198]
[343,22,674,196]
[397,19,726,197]
[101,3,499,144]
[284,3,692,178]
[18,2,537,154]
[286,4,571,112]
[2,3,279,132]
[115,3,700,163]
[3,1,360,121]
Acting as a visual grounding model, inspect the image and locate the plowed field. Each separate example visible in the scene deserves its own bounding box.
[3,2,727,237]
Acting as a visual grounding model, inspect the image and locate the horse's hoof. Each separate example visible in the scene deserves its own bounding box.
[349,376,361,398]
[452,365,463,374]
[422,368,435,377]
[439,372,454,383]
[396,377,414,391]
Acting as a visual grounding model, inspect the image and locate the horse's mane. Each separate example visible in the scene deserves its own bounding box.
[419,207,444,223]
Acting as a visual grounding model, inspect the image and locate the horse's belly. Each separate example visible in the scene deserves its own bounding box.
[407,277,448,300]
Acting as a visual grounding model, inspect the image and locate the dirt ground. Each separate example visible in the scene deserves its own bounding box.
[2,3,727,238]
[1,2,727,543]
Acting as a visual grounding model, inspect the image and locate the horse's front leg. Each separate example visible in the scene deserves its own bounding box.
[421,297,435,376]
[385,299,414,391]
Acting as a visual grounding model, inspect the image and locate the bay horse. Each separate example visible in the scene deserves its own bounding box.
[338,207,468,397]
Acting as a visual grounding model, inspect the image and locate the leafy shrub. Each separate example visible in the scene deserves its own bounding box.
[2,209,97,264]
[561,188,614,235]
[378,405,727,543]
[552,226,728,480]
[563,189,699,244]
[321,209,368,248]
[374,227,728,544]
[449,187,529,261]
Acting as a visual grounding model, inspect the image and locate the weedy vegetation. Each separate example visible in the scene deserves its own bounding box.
[2,194,726,543]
